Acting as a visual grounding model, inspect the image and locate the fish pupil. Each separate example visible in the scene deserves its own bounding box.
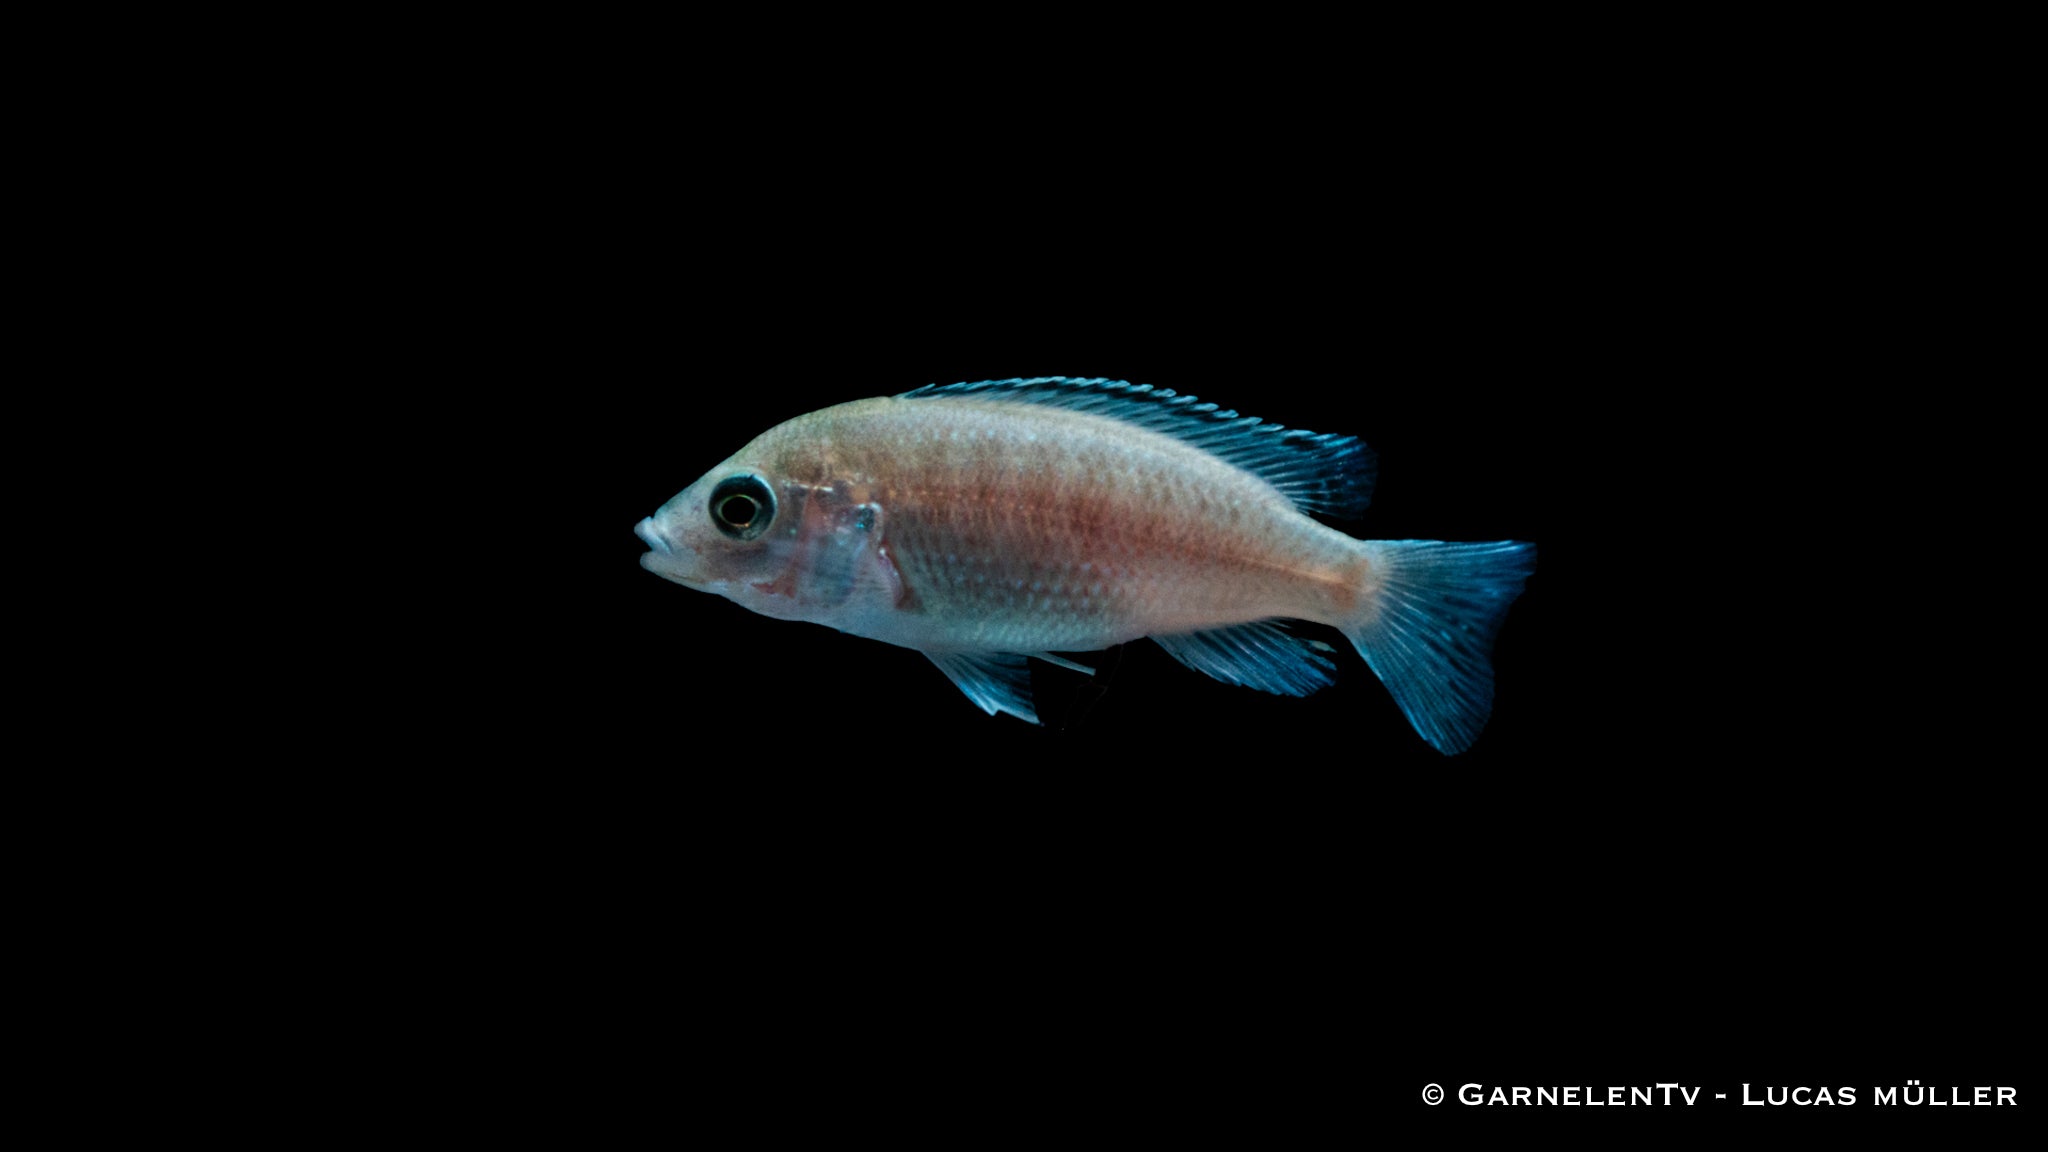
[719,494,757,526]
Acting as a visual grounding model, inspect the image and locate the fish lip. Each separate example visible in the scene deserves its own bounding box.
[636,517,705,586]
[634,517,672,554]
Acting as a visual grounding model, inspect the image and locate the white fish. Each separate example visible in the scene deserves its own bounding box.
[635,377,1534,752]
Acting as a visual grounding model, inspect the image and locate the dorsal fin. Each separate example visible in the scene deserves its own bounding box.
[897,377,1375,518]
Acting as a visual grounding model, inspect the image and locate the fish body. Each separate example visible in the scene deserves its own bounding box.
[635,378,1534,752]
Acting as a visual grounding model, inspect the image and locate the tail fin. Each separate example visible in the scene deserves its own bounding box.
[1343,541,1536,755]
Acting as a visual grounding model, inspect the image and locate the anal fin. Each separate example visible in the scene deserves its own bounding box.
[1152,621,1338,697]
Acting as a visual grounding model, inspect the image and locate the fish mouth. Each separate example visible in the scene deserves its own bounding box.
[635,517,672,555]
[635,517,703,586]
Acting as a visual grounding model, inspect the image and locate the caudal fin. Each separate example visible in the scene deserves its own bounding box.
[1344,540,1536,755]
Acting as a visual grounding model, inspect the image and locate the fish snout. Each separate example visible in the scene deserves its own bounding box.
[635,516,673,556]
[636,514,703,586]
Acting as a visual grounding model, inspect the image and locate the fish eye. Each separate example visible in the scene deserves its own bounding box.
[709,474,776,540]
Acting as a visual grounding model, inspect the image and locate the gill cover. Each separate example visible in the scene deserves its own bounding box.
[657,460,903,620]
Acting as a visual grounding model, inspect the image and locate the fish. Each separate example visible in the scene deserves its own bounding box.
[634,377,1534,752]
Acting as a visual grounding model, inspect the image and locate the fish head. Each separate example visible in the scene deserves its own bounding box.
[636,432,889,624]
[637,452,799,595]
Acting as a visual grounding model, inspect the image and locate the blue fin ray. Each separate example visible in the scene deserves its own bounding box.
[926,651,1039,723]
[1343,541,1536,754]
[899,377,1375,518]
[1151,621,1339,697]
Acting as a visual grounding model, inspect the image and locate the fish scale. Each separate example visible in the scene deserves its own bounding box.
[635,377,1534,752]
[838,398,1341,651]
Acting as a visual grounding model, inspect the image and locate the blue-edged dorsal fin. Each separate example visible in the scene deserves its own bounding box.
[898,377,1375,519]
[1151,620,1339,697]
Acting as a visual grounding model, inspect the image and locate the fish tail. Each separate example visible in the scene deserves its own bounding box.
[1342,540,1536,755]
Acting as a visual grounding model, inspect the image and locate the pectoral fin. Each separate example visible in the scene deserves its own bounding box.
[806,501,883,606]
[788,489,907,611]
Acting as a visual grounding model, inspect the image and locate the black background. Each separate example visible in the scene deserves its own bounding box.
[386,51,2029,1133]
[474,280,2023,1127]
